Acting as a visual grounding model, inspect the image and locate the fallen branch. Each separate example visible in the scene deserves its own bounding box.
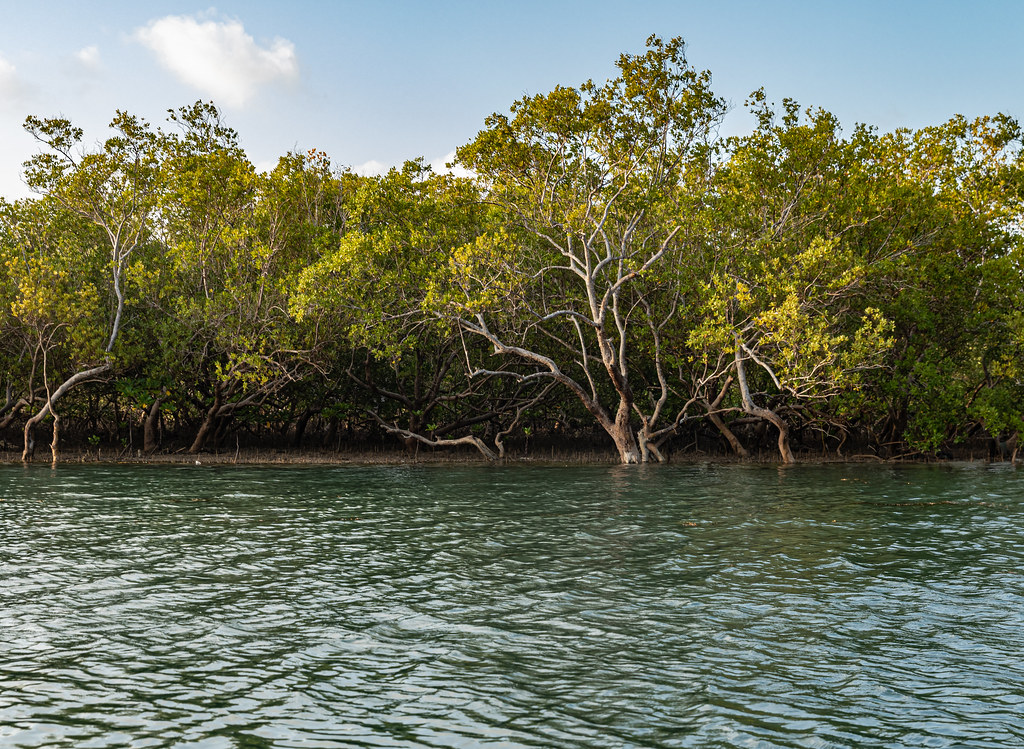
[371,412,499,461]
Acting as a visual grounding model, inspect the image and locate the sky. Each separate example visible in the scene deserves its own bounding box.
[1,0,1023,200]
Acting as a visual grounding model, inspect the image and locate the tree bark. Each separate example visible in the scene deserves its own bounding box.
[734,341,795,464]
[377,417,500,461]
[22,362,111,462]
[22,420,36,461]
[703,375,749,458]
[143,394,165,454]
[189,390,222,454]
[291,408,316,448]
[608,400,641,464]
[462,316,647,463]
[638,430,666,463]
[49,409,60,463]
[706,409,749,458]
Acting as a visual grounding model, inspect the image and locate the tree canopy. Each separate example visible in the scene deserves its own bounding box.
[2,37,1022,464]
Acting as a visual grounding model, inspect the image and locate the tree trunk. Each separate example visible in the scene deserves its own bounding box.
[734,342,795,464]
[22,418,37,461]
[21,362,110,462]
[611,429,641,463]
[706,409,749,458]
[143,395,164,454]
[762,408,795,464]
[292,408,315,448]
[50,409,60,463]
[404,412,424,453]
[189,399,221,454]
[575,395,643,464]
[638,429,667,463]
[211,413,233,449]
[608,400,641,464]
[703,376,749,458]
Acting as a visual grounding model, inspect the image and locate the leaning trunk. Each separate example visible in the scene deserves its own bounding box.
[189,411,219,454]
[638,429,667,463]
[761,408,795,464]
[291,408,315,449]
[706,409,749,458]
[143,395,164,454]
[21,362,111,462]
[189,397,222,454]
[734,342,795,464]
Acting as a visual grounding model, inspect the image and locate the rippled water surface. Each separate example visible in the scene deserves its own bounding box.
[1,462,1023,748]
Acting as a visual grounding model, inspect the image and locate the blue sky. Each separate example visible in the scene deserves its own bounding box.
[1,1,1022,199]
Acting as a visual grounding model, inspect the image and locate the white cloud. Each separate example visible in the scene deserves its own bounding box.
[0,53,20,97]
[349,154,476,180]
[0,52,33,108]
[75,45,101,72]
[133,13,298,108]
[352,159,390,177]
[429,151,474,179]
[253,158,278,176]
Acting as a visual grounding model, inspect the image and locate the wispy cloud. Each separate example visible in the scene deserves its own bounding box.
[430,151,473,179]
[351,154,475,179]
[0,53,21,97]
[75,45,102,72]
[352,159,390,177]
[133,12,298,108]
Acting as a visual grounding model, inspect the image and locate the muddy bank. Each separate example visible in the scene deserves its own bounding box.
[1,442,1016,467]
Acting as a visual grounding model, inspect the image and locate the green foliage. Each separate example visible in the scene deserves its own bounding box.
[293,161,488,359]
[2,47,1022,460]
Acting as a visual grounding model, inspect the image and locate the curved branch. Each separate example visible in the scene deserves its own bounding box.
[372,414,499,461]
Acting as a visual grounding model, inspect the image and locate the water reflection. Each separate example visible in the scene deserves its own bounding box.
[1,463,1022,747]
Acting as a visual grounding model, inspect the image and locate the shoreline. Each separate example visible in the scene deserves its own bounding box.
[1,446,1017,468]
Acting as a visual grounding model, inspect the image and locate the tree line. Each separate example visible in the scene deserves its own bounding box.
[2,37,1022,464]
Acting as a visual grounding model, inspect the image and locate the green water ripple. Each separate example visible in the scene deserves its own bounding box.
[1,463,1022,748]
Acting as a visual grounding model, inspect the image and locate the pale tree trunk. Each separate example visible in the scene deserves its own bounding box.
[703,374,749,458]
[49,409,60,463]
[600,312,643,464]
[637,430,666,463]
[461,315,648,464]
[22,363,111,462]
[607,399,641,464]
[376,417,500,461]
[22,418,36,462]
[576,387,642,464]
[734,341,795,464]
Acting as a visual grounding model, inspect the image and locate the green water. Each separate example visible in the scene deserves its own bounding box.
[1,463,1022,748]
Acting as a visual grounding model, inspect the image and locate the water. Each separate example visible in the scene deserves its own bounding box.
[1,462,1022,748]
